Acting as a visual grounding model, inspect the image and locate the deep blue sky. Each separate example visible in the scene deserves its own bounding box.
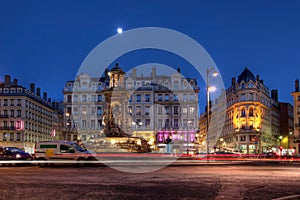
[0,0,299,111]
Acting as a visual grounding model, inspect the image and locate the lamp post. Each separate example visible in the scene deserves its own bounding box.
[206,67,218,154]
[132,121,142,137]
[65,112,71,141]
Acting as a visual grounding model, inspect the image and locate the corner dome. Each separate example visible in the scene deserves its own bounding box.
[237,67,256,84]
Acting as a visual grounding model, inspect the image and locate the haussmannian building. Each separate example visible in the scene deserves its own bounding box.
[0,75,64,153]
[291,79,300,155]
[63,64,199,152]
[199,67,281,154]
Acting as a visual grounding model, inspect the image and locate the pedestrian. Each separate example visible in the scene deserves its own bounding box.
[166,136,172,154]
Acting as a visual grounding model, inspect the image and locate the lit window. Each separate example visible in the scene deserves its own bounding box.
[164,94,169,101]
[145,94,150,102]
[136,106,141,115]
[136,94,141,102]
[158,94,162,101]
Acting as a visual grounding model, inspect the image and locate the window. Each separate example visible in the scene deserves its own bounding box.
[249,108,254,117]
[10,99,14,106]
[16,133,21,141]
[4,99,7,106]
[67,95,72,102]
[128,106,132,115]
[183,106,187,114]
[158,119,163,128]
[240,135,246,142]
[164,106,170,115]
[298,96,300,101]
[60,145,75,153]
[174,106,179,115]
[174,81,179,90]
[82,95,87,102]
[241,83,245,89]
[73,95,78,102]
[82,120,87,128]
[3,110,7,117]
[145,119,150,127]
[145,94,150,102]
[158,94,162,101]
[174,119,179,128]
[183,94,188,101]
[173,94,178,101]
[10,110,14,117]
[189,106,195,115]
[298,106,300,114]
[10,121,14,128]
[165,119,170,128]
[164,94,169,101]
[97,107,102,115]
[10,133,14,141]
[136,106,141,115]
[190,94,194,101]
[136,94,141,102]
[145,106,150,115]
[17,99,21,106]
[241,109,246,117]
[97,95,102,102]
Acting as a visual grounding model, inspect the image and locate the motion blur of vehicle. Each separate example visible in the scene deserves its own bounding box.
[34,141,96,166]
[0,147,33,161]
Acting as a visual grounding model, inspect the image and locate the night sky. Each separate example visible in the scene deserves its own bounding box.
[0,0,299,112]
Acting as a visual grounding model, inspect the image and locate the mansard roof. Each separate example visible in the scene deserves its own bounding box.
[237,67,256,84]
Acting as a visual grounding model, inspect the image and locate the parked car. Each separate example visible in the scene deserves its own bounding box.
[0,147,33,161]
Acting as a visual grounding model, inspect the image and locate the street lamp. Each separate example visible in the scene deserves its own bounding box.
[219,138,224,152]
[65,112,71,141]
[132,121,142,137]
[206,67,218,154]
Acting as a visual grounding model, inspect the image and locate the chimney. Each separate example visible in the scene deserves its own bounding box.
[36,88,41,97]
[152,67,156,79]
[48,98,51,103]
[271,90,278,101]
[43,92,47,100]
[4,75,11,85]
[30,83,35,94]
[256,75,260,82]
[177,68,181,73]
[132,68,137,79]
[295,79,299,92]
[231,77,236,86]
[13,78,18,86]
[260,80,264,84]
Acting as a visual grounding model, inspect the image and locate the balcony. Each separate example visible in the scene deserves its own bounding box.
[0,115,9,118]
[0,126,16,130]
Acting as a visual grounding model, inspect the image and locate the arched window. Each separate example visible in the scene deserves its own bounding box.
[249,108,254,117]
[241,83,245,89]
[241,109,246,117]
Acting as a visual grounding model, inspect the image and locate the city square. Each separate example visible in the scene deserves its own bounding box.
[1,1,300,199]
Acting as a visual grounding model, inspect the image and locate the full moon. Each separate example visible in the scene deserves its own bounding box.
[117,28,123,34]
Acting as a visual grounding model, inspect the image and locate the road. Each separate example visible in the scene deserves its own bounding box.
[0,162,300,200]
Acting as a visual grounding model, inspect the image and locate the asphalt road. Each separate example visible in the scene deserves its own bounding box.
[1,163,300,200]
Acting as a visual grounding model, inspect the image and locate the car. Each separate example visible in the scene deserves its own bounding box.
[0,147,33,161]
[34,141,96,167]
